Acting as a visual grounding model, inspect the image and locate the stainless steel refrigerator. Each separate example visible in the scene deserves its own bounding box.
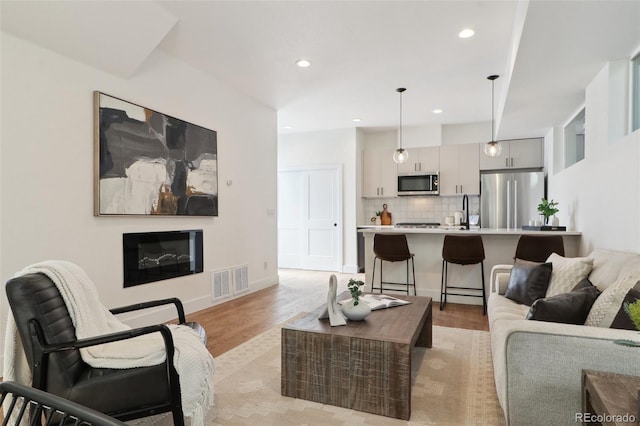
[480,171,545,229]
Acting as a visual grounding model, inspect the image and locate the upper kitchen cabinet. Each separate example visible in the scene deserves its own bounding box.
[362,149,397,198]
[479,138,543,170]
[396,146,440,175]
[439,144,480,196]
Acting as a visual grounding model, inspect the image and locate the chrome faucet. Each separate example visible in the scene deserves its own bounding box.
[462,194,470,230]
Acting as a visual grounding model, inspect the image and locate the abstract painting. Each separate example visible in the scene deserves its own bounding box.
[94,92,218,216]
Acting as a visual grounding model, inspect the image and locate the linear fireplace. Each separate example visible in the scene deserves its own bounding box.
[123,230,203,287]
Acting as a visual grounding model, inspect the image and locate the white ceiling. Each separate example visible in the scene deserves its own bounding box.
[2,1,639,140]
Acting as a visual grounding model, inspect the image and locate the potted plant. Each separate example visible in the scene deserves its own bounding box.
[614,299,640,347]
[347,279,365,305]
[625,299,640,331]
[342,279,371,321]
[537,198,559,225]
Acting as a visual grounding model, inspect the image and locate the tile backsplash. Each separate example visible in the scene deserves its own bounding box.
[364,195,480,225]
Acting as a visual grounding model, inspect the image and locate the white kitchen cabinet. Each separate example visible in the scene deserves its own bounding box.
[362,149,397,198]
[479,138,543,170]
[439,144,480,196]
[396,146,440,175]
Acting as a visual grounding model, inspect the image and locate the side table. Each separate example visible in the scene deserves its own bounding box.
[582,369,640,426]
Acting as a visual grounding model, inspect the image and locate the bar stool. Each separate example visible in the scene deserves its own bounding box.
[514,235,565,262]
[490,235,565,292]
[371,233,416,295]
[440,234,486,314]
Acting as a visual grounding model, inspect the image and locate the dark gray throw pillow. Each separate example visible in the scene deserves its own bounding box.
[526,278,601,324]
[610,281,640,330]
[505,259,553,305]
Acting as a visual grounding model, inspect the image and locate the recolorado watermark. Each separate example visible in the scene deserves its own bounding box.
[575,412,638,423]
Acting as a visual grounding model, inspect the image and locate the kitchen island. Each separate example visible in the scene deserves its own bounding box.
[359,226,581,306]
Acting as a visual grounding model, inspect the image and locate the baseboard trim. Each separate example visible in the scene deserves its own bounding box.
[342,264,359,274]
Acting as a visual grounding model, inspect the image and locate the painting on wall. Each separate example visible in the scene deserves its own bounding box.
[94,92,218,216]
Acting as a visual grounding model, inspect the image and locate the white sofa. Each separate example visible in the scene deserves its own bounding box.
[488,248,640,426]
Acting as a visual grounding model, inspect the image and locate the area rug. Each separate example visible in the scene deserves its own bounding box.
[146,320,505,425]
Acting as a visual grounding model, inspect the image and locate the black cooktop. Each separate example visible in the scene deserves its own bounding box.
[395,222,441,228]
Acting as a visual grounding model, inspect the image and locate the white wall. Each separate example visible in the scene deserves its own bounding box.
[0,33,278,373]
[362,129,397,150]
[402,124,442,148]
[442,122,491,145]
[278,128,359,273]
[547,62,640,255]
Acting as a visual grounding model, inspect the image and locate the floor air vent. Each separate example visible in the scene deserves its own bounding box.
[212,269,232,300]
[233,265,249,295]
[212,265,249,300]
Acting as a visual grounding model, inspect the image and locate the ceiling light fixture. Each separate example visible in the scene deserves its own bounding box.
[352,118,362,122]
[483,74,502,157]
[393,88,409,164]
[296,59,311,68]
[283,125,293,130]
[432,109,443,114]
[458,28,475,39]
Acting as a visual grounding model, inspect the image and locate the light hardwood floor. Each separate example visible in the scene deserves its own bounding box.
[189,269,489,357]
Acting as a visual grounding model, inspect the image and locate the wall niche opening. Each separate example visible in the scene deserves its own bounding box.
[123,230,203,287]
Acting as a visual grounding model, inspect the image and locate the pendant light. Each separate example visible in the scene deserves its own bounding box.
[393,87,409,164]
[483,75,502,157]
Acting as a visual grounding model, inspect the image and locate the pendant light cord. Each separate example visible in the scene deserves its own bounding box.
[397,87,406,150]
[487,75,499,143]
[393,88,408,164]
[399,90,403,149]
[491,77,495,142]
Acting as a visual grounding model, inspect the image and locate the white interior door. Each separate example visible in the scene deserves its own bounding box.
[278,166,341,271]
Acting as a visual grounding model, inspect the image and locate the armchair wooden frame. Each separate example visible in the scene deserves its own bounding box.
[0,381,127,426]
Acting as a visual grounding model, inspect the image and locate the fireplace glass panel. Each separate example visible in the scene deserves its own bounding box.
[123,230,203,287]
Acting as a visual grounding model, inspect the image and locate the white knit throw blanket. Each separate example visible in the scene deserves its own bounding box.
[3,260,215,425]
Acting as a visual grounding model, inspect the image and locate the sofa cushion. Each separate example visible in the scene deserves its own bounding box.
[545,253,594,297]
[505,259,552,305]
[487,292,531,329]
[588,248,640,290]
[526,279,601,324]
[586,271,640,328]
[610,281,640,330]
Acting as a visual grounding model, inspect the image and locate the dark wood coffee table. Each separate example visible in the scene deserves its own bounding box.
[281,295,432,420]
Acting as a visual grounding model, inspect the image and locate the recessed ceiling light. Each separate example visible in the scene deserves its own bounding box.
[352,118,362,122]
[458,28,475,39]
[296,59,311,68]
[433,109,443,114]
[283,125,293,130]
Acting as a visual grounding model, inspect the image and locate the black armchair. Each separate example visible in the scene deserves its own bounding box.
[5,272,207,425]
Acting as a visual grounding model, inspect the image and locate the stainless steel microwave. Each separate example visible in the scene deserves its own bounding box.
[397,173,439,196]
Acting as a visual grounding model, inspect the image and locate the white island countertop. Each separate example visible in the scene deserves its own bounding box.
[358,226,581,236]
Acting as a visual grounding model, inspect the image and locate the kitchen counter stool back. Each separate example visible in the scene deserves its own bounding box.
[440,234,486,314]
[514,234,565,262]
[371,234,416,295]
